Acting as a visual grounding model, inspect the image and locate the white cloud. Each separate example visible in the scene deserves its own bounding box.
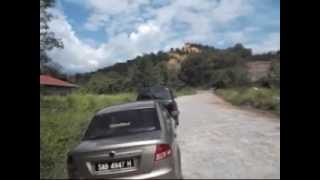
[47,0,279,73]
[211,0,254,23]
[224,31,246,44]
[47,9,166,73]
[47,9,107,73]
[84,13,110,31]
[88,0,148,14]
[82,38,98,48]
[247,32,280,54]
[84,0,149,32]
[244,27,260,32]
[129,22,160,41]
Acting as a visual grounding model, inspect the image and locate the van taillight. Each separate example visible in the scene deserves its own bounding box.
[167,104,177,112]
[154,144,172,161]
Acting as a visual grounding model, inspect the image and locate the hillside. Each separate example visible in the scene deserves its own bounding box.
[69,43,279,93]
[246,61,272,82]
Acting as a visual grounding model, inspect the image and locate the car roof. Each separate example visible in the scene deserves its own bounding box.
[96,100,158,115]
[138,86,170,92]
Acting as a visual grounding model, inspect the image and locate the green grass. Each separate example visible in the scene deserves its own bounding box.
[40,88,196,179]
[40,92,135,179]
[215,87,280,115]
[175,87,197,97]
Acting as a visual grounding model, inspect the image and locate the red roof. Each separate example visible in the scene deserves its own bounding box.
[40,75,78,88]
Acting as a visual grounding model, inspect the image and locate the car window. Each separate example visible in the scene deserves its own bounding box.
[137,94,153,100]
[159,104,174,132]
[137,88,155,100]
[151,87,171,100]
[83,108,160,140]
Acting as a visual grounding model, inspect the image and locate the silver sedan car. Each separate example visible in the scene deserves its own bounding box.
[67,100,183,179]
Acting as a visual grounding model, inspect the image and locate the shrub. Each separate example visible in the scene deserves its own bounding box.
[210,66,250,88]
[40,93,135,179]
[216,87,280,114]
[175,87,196,96]
[268,59,280,88]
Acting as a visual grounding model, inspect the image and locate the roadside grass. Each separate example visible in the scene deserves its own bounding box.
[40,92,135,179]
[215,87,280,115]
[40,88,196,179]
[175,87,197,97]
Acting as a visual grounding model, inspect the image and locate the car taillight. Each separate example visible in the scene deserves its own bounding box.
[167,104,177,111]
[154,144,172,161]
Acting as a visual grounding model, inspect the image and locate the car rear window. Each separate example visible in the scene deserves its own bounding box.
[137,87,171,100]
[137,92,154,100]
[151,88,171,100]
[83,108,160,140]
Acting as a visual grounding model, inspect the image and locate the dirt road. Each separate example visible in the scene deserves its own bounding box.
[176,91,280,179]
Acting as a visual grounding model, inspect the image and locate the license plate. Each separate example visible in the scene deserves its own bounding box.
[95,159,135,171]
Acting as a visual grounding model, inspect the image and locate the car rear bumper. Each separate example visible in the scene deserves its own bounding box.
[112,167,177,179]
[72,167,178,179]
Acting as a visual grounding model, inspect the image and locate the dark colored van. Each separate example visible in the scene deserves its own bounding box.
[136,86,180,126]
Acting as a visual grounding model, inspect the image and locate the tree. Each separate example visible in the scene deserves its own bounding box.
[40,0,63,73]
[130,58,164,89]
[41,61,65,79]
[72,43,278,91]
[85,72,128,94]
[179,53,215,87]
[209,66,249,88]
[229,43,252,58]
[166,69,185,89]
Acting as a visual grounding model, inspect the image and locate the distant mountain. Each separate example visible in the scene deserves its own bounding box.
[68,42,279,91]
[71,42,207,84]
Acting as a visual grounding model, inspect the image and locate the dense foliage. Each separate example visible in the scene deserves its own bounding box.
[40,41,280,178]
[268,59,280,88]
[216,87,280,115]
[40,0,64,77]
[40,89,196,178]
[40,93,136,178]
[73,43,279,93]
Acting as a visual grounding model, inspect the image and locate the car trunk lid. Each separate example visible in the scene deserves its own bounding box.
[71,130,163,178]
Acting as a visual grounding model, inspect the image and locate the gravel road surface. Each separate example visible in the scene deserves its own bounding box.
[176,91,280,179]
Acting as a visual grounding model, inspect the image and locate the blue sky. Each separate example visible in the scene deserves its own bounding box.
[47,0,280,73]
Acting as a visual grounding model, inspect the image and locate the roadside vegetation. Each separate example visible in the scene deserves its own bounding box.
[40,87,195,179]
[216,87,280,115]
[174,87,197,97]
[40,93,135,178]
[40,0,279,179]
[40,1,279,178]
[40,44,279,178]
[215,58,280,115]
[40,43,279,178]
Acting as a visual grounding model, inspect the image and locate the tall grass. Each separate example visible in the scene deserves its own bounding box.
[216,87,280,115]
[175,87,197,97]
[40,89,195,178]
[40,93,135,179]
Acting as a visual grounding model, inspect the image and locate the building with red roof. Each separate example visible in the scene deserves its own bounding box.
[40,75,79,95]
